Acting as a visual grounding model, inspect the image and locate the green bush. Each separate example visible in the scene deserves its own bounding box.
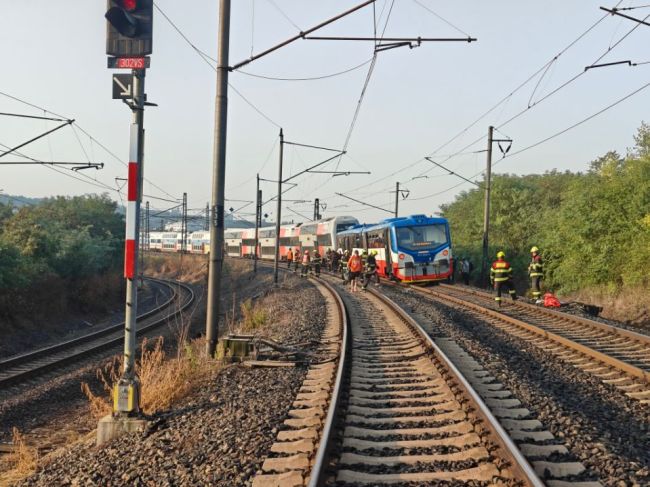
[443,124,650,294]
[0,193,124,292]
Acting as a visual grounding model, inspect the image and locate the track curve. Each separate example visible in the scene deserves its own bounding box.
[0,277,194,390]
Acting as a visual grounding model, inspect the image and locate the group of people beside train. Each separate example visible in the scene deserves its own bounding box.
[285,243,544,303]
[456,246,545,306]
[285,247,380,292]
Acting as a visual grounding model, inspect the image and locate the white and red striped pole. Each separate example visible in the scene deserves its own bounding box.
[115,69,145,414]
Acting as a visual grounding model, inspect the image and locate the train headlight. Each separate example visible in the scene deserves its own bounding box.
[442,249,449,256]
[399,253,405,260]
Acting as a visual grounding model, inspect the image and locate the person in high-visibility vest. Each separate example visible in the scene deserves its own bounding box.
[362,250,380,289]
[301,250,311,277]
[286,248,294,269]
[312,250,322,276]
[490,251,517,306]
[348,249,363,292]
[528,246,544,301]
[293,248,301,273]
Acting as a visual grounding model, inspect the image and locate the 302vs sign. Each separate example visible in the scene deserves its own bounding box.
[107,57,150,69]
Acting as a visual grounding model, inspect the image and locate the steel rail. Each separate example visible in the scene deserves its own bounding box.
[440,283,650,345]
[364,287,545,486]
[246,259,543,484]
[0,277,176,372]
[0,278,195,389]
[409,284,650,383]
[307,277,349,487]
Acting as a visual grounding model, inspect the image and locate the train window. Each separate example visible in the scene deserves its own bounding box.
[261,247,275,256]
[316,234,332,246]
[366,232,384,249]
[260,230,275,238]
[336,223,356,232]
[279,236,300,246]
[242,239,256,246]
[301,224,317,235]
[395,224,448,251]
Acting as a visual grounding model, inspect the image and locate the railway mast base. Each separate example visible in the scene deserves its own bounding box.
[96,415,147,446]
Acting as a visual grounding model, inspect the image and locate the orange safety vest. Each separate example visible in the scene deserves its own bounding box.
[287,250,293,261]
[349,255,362,272]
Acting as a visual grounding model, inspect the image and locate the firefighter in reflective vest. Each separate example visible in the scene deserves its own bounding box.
[490,251,517,306]
[301,250,311,277]
[287,248,294,269]
[312,250,322,276]
[331,249,341,274]
[362,250,380,289]
[293,248,301,273]
[528,246,544,301]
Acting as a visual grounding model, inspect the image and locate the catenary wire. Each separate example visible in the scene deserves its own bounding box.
[410,0,471,37]
[0,90,177,201]
[154,1,283,129]
[235,58,374,81]
[409,78,650,201]
[332,5,622,198]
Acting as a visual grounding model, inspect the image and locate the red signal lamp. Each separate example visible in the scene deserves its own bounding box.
[121,0,137,11]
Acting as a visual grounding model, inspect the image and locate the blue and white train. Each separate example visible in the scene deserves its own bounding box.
[336,214,452,282]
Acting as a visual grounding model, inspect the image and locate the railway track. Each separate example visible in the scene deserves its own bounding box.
[399,283,650,404]
[0,277,194,391]
[252,269,545,486]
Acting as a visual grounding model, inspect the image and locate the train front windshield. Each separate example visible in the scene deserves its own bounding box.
[395,224,448,251]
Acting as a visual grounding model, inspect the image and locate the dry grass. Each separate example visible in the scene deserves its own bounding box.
[239,299,269,332]
[81,336,220,417]
[565,285,650,326]
[0,428,39,486]
[144,253,208,284]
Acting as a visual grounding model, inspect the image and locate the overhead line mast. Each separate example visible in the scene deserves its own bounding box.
[205,0,478,357]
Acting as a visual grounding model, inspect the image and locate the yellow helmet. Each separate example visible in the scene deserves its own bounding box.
[530,246,539,253]
[496,251,505,259]
[371,250,378,256]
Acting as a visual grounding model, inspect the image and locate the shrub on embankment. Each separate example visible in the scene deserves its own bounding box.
[0,194,125,346]
[443,123,650,322]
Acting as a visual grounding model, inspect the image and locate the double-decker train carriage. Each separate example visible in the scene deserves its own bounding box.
[336,214,452,283]
[216,216,360,260]
[224,229,243,257]
[145,216,369,260]
[277,224,300,259]
[148,231,164,251]
[190,232,210,254]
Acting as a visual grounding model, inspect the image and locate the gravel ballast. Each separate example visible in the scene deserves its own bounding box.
[385,285,650,486]
[16,269,327,486]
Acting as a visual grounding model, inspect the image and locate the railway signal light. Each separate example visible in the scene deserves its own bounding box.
[106,0,153,57]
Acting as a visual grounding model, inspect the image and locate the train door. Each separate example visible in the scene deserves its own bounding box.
[383,228,392,277]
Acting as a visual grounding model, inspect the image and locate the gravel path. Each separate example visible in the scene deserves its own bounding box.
[15,270,327,486]
[384,285,650,487]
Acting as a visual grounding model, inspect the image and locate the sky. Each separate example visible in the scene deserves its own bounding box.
[1,1,649,224]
